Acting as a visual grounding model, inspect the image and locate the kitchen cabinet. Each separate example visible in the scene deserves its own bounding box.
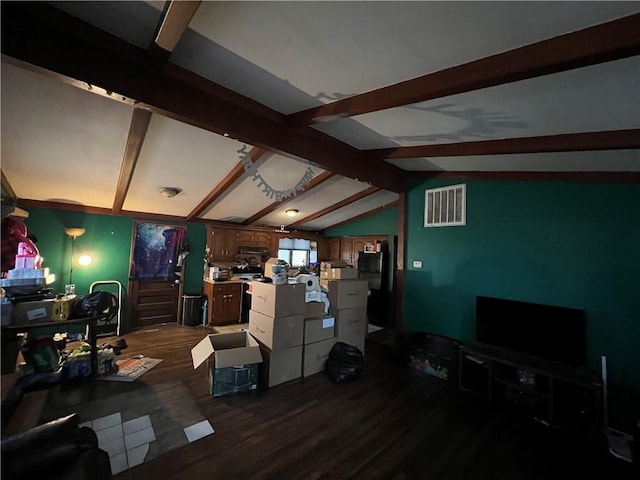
[202,280,242,326]
[207,226,238,262]
[237,230,270,246]
[340,238,353,264]
[328,238,340,261]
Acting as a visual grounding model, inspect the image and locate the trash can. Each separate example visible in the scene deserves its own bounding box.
[182,294,204,326]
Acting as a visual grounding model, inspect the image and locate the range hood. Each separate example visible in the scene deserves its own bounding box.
[237,246,270,257]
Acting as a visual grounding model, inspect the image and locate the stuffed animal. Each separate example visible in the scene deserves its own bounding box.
[1,216,41,274]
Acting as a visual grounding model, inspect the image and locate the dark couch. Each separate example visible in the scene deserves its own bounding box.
[1,413,111,480]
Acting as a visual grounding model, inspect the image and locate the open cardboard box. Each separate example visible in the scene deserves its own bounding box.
[191,331,263,397]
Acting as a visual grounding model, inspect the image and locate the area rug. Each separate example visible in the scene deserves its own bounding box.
[98,357,164,382]
[40,380,213,475]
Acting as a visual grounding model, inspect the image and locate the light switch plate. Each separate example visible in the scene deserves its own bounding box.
[412,260,423,269]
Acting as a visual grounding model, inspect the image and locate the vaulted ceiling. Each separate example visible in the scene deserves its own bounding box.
[2,1,639,232]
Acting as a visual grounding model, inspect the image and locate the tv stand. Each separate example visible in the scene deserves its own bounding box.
[459,342,603,438]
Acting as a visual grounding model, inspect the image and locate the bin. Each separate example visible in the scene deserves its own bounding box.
[182,294,204,326]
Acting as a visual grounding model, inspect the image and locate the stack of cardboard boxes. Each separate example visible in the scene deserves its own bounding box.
[302,298,336,377]
[191,269,369,398]
[321,262,369,355]
[248,282,306,388]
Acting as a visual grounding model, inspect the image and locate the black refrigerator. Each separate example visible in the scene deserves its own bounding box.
[357,250,389,326]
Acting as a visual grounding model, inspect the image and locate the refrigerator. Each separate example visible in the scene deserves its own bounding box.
[357,250,389,327]
[357,251,385,290]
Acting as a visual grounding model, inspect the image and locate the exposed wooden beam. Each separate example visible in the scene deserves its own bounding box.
[17,198,193,223]
[364,129,640,160]
[286,186,380,230]
[154,1,201,53]
[112,108,153,214]
[288,13,640,126]
[1,170,17,201]
[413,171,640,183]
[1,3,405,192]
[322,201,399,232]
[187,147,266,221]
[242,171,336,226]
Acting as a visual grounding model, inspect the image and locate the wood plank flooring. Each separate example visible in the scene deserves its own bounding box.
[39,324,635,479]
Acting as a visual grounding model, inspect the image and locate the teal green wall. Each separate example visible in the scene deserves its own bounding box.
[22,207,207,331]
[325,206,398,238]
[404,179,639,427]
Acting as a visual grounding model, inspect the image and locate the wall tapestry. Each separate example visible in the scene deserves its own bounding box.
[130,223,186,281]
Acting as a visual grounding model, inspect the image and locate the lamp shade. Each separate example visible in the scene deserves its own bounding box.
[64,227,86,238]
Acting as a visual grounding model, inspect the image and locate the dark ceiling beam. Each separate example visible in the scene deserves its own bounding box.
[413,171,640,184]
[112,108,152,214]
[187,146,266,221]
[154,1,201,53]
[1,170,18,201]
[286,186,380,230]
[288,13,640,126]
[364,129,640,160]
[322,201,399,232]
[242,171,336,226]
[1,3,405,192]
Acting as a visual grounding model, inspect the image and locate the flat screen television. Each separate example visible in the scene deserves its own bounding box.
[475,296,586,367]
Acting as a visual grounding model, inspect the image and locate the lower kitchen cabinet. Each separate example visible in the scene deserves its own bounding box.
[202,280,242,326]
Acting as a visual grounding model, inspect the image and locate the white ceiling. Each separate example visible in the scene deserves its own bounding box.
[1,1,638,230]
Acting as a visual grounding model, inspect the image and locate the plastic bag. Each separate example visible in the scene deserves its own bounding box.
[324,341,364,383]
[72,291,118,320]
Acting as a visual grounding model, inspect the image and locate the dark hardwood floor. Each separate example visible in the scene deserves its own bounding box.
[37,324,635,479]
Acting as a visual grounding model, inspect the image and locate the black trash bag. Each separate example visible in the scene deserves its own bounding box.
[324,341,364,383]
[72,291,118,320]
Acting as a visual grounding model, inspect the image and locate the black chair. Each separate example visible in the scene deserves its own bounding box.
[1,413,111,480]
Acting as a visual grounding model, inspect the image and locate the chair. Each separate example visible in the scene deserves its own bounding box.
[1,413,112,480]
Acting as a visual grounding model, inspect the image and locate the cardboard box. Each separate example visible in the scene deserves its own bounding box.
[304,300,325,318]
[52,296,75,321]
[11,299,55,325]
[258,343,302,388]
[191,332,263,397]
[304,315,335,344]
[249,309,304,351]
[320,261,349,270]
[303,338,337,377]
[331,306,367,355]
[250,282,305,318]
[320,268,359,280]
[326,279,369,309]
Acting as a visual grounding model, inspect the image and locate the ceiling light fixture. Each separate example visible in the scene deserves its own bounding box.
[158,187,182,198]
[285,209,299,217]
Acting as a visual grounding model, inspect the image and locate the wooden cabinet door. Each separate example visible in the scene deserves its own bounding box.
[269,233,281,259]
[352,238,366,267]
[253,231,270,246]
[210,283,241,325]
[222,230,238,261]
[236,230,254,245]
[328,238,340,261]
[340,238,354,264]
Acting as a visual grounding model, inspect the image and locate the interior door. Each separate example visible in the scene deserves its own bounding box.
[128,222,187,330]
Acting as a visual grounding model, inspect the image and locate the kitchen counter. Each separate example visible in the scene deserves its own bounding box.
[202,278,245,285]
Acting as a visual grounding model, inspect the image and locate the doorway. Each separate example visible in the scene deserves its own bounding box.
[127,222,187,330]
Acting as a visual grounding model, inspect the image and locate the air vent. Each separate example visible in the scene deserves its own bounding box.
[424,184,466,227]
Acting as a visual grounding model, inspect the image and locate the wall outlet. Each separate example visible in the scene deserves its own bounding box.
[412,260,423,269]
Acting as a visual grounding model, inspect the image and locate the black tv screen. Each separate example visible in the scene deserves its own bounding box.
[475,296,586,367]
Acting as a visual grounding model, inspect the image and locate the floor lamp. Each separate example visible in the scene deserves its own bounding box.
[64,227,86,286]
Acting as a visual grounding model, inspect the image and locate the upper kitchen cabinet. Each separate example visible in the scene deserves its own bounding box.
[237,230,270,247]
[206,225,239,262]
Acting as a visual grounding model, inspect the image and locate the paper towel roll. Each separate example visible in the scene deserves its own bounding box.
[297,274,320,292]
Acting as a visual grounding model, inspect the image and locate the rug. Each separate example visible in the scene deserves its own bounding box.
[41,380,213,475]
[99,357,163,382]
